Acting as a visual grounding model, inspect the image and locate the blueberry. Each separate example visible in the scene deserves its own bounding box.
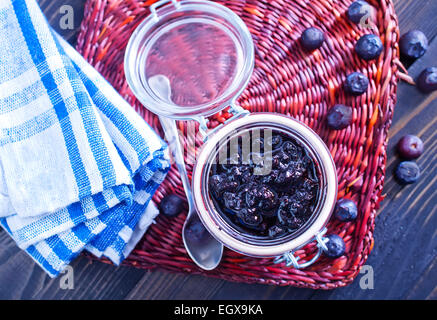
[159,194,184,217]
[275,163,305,184]
[355,34,383,60]
[237,208,263,229]
[281,141,303,159]
[275,197,304,229]
[323,234,346,258]
[327,104,353,130]
[258,186,278,210]
[268,225,286,238]
[300,27,325,51]
[395,161,421,184]
[245,185,278,210]
[399,30,428,59]
[229,165,246,178]
[347,1,373,24]
[417,67,437,93]
[334,198,358,222]
[397,135,424,160]
[278,210,302,230]
[209,174,238,196]
[185,219,209,242]
[301,178,318,199]
[271,135,282,147]
[223,192,243,212]
[344,72,369,95]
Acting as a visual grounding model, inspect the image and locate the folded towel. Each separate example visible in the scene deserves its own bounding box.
[0,0,170,277]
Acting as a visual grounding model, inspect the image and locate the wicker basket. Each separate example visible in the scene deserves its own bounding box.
[77,0,400,289]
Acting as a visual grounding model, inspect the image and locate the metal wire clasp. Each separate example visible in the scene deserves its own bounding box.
[150,0,181,21]
[273,228,329,269]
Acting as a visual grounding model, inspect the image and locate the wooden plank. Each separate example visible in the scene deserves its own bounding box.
[37,0,85,44]
[0,0,434,300]
[0,231,148,299]
[125,272,226,300]
[394,0,437,42]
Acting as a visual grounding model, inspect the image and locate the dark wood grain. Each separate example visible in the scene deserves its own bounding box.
[0,0,435,300]
[37,0,85,44]
[395,0,437,42]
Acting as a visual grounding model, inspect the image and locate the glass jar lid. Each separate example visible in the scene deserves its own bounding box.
[124,0,255,119]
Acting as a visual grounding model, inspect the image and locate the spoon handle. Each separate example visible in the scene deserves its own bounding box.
[159,116,194,209]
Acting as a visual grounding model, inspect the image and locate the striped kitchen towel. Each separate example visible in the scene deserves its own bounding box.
[0,0,170,277]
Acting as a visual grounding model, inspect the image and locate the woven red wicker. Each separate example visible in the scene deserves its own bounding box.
[77,0,400,289]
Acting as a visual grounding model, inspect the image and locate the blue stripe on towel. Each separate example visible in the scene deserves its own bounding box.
[52,32,117,190]
[12,0,91,199]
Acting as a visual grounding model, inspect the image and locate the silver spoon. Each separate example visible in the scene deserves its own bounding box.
[149,75,223,270]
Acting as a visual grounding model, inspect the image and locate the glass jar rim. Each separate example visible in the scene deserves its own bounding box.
[124,0,255,119]
[192,113,338,257]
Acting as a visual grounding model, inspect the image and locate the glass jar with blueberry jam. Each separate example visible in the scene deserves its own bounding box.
[192,114,337,266]
[125,0,338,268]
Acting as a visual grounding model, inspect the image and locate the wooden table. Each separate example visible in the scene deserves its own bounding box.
[0,0,435,300]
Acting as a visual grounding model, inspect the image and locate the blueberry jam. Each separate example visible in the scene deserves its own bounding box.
[208,130,321,239]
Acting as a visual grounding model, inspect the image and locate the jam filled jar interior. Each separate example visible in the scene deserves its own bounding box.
[208,128,323,241]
